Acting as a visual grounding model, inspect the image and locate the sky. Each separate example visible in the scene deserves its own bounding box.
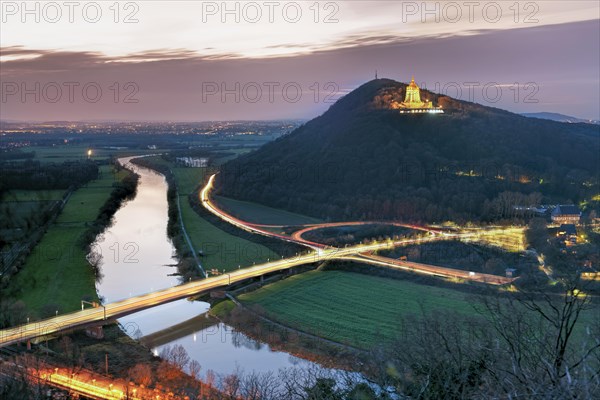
[1,1,599,121]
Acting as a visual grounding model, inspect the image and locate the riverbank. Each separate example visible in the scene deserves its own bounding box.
[129,156,205,279]
[210,296,366,372]
[3,164,138,319]
[132,155,284,273]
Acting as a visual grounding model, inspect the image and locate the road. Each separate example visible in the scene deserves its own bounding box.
[200,174,324,250]
[342,254,515,285]
[0,173,515,348]
[201,173,515,285]
[289,220,440,246]
[0,240,408,348]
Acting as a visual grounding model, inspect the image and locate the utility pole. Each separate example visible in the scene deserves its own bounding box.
[105,353,109,375]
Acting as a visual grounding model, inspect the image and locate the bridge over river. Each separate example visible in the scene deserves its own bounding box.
[0,174,515,348]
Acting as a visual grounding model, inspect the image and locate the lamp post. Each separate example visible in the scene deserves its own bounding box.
[222,269,231,285]
[81,300,106,320]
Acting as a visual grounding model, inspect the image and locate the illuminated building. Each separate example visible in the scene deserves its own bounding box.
[551,205,581,224]
[557,224,577,246]
[391,77,443,114]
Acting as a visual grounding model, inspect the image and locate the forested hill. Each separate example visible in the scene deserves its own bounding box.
[216,79,600,223]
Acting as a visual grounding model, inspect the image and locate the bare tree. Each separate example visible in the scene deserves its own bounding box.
[188,359,202,381]
[476,278,600,398]
[240,370,279,400]
[128,363,153,387]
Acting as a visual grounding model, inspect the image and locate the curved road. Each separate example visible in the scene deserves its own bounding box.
[0,173,515,348]
[201,174,516,285]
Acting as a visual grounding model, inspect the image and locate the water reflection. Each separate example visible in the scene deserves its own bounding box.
[92,157,328,377]
[94,157,182,303]
[155,322,315,379]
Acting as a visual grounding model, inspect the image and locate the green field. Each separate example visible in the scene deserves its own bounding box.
[235,269,600,349]
[214,195,322,226]
[178,196,276,272]
[172,166,205,196]
[176,170,278,272]
[7,165,127,317]
[236,270,477,348]
[28,145,101,163]
[28,144,158,164]
[57,172,119,223]
[166,156,321,226]
[0,190,67,241]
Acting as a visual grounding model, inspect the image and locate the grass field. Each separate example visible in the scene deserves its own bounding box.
[29,145,103,163]
[29,144,155,164]
[179,197,278,272]
[57,170,121,223]
[175,166,278,272]
[214,195,322,226]
[8,165,128,317]
[236,269,600,349]
[0,190,67,241]
[237,270,477,348]
[167,155,321,226]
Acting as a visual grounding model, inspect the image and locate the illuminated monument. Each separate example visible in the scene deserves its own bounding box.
[392,77,443,114]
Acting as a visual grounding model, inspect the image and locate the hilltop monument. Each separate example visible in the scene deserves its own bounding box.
[391,77,443,113]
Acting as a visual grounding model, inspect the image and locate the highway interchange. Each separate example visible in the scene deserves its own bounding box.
[0,173,515,348]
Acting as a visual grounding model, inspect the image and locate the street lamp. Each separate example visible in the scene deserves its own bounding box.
[81,300,106,320]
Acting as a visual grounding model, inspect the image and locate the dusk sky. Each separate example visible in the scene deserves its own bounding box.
[1,1,599,121]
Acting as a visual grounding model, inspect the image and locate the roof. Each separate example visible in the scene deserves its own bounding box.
[552,205,581,216]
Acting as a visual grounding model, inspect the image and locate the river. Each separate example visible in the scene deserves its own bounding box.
[91,157,338,380]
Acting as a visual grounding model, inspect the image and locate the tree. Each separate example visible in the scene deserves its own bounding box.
[188,359,201,380]
[128,363,153,387]
[526,217,549,251]
[304,378,343,400]
[160,344,190,370]
[476,278,600,397]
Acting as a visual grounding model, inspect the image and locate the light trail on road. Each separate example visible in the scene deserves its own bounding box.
[0,174,516,348]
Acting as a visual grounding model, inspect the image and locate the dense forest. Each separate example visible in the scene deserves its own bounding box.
[217,79,600,223]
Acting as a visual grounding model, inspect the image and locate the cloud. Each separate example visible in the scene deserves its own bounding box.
[1,20,598,121]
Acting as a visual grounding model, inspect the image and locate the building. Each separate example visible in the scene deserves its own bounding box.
[391,77,443,114]
[505,268,517,278]
[176,157,208,168]
[551,205,581,224]
[557,224,577,246]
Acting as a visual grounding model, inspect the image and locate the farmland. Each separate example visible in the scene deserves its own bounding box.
[4,165,130,317]
[236,270,477,349]
[214,195,322,226]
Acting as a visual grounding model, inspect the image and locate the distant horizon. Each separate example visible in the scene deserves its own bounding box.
[2,3,599,121]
